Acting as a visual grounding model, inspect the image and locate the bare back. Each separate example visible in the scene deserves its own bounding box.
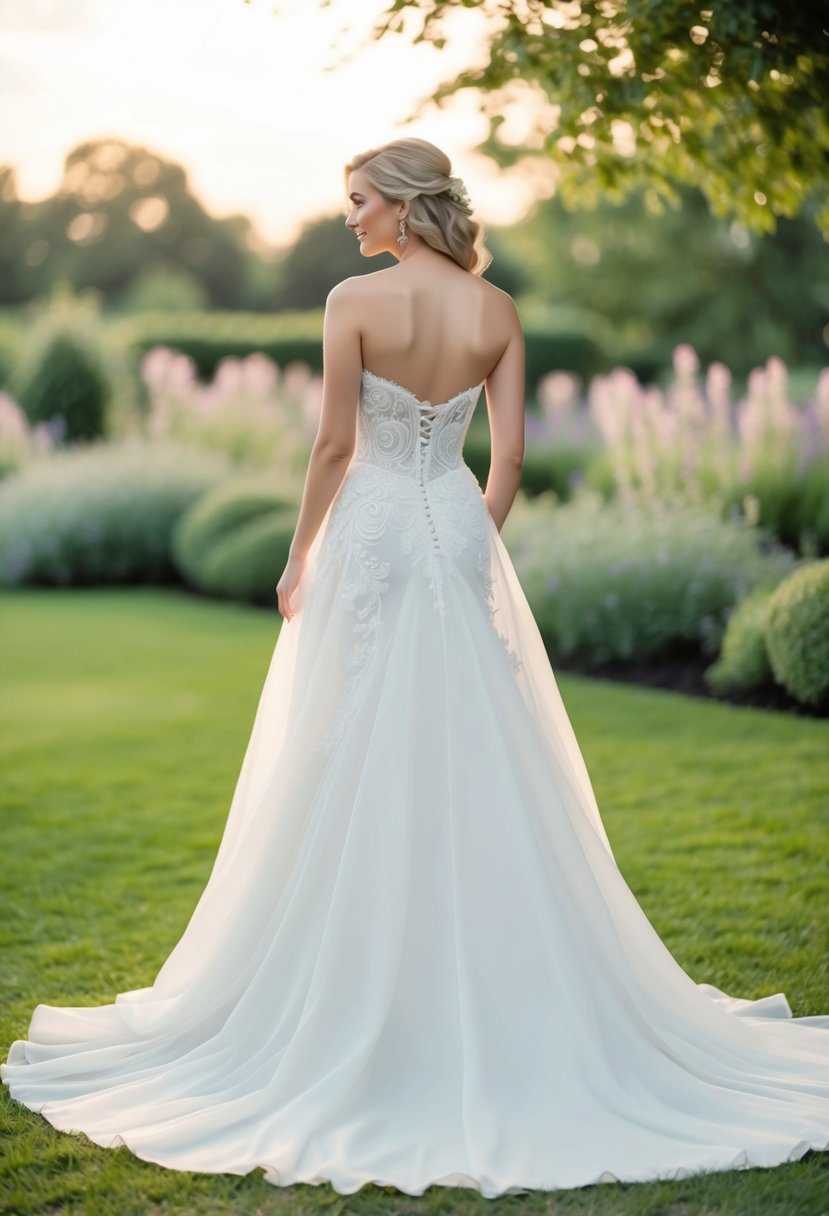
[345,250,519,405]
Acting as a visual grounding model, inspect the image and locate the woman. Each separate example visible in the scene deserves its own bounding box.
[3,138,828,1199]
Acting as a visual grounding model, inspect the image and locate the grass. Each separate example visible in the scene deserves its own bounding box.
[0,588,827,1216]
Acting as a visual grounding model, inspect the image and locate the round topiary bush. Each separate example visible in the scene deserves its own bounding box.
[173,479,297,604]
[198,511,297,604]
[17,331,111,442]
[764,560,829,707]
[704,587,776,695]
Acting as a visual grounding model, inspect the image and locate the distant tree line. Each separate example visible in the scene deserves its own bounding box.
[0,135,826,373]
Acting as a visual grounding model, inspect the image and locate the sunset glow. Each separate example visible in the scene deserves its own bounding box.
[0,0,549,247]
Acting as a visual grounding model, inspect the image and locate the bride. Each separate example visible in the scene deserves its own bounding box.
[2,137,828,1199]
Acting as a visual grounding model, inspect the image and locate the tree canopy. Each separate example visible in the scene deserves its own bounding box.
[370,0,829,232]
[498,187,828,375]
[0,140,277,311]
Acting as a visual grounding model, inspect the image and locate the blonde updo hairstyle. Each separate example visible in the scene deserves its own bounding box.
[346,138,492,276]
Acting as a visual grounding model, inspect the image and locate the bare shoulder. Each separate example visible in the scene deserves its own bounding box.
[325,276,366,306]
[326,271,396,314]
[473,279,522,358]
[476,277,520,320]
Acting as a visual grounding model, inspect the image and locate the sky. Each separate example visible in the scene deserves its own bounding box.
[0,0,553,249]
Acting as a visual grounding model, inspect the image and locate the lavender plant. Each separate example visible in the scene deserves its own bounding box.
[502,489,799,665]
[0,442,228,586]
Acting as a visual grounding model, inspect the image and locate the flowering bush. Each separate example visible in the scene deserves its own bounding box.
[140,347,321,474]
[501,489,799,665]
[581,347,829,552]
[0,442,228,586]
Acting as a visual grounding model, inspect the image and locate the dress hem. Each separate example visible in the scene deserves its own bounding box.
[10,1091,828,1201]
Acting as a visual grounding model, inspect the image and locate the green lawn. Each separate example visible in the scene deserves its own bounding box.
[1,588,827,1216]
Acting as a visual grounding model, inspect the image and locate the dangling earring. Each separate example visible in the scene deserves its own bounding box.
[397,216,408,246]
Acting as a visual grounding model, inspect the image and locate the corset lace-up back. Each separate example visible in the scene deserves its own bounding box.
[355,369,484,482]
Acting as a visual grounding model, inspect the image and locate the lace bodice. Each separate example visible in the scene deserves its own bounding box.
[354,369,484,481]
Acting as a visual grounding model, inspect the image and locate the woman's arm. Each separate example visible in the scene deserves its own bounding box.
[483,302,525,532]
[276,282,362,619]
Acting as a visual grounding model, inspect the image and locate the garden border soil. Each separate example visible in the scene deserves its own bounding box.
[550,651,827,719]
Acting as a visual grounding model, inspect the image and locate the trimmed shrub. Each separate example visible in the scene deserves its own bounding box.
[0,442,228,586]
[524,327,606,394]
[114,309,327,384]
[502,489,799,665]
[173,479,297,604]
[765,560,829,707]
[198,512,296,604]
[17,331,111,442]
[9,284,141,442]
[117,311,608,393]
[519,443,592,500]
[463,432,591,502]
[704,587,776,694]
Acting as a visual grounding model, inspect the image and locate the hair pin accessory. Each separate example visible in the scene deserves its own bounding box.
[445,176,471,209]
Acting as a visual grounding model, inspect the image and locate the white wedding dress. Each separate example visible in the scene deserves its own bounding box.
[2,367,828,1198]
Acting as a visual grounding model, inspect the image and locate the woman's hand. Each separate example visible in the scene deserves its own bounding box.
[276,554,306,621]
